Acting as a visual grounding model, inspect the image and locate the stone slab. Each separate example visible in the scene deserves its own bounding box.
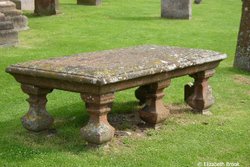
[161,0,192,19]
[6,45,227,85]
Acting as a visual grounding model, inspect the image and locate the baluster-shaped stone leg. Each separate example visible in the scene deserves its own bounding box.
[80,93,115,145]
[21,84,53,131]
[185,69,215,114]
[137,80,171,125]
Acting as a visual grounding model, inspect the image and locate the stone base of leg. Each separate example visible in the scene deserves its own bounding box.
[80,121,114,145]
[77,0,101,5]
[21,111,54,132]
[139,104,169,125]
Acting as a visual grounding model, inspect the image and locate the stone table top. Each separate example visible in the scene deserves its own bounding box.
[6,45,227,85]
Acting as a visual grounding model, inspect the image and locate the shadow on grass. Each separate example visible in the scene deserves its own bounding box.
[111,16,162,21]
[0,101,139,159]
[61,3,79,6]
[0,100,191,163]
[23,12,43,19]
[224,66,250,76]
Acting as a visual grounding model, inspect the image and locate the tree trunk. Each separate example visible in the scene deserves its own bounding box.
[234,0,250,72]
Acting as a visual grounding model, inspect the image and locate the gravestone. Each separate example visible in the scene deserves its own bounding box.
[234,0,250,71]
[0,0,28,31]
[77,0,101,5]
[11,0,34,10]
[0,12,18,47]
[194,0,202,4]
[11,0,59,12]
[161,0,192,19]
[34,0,58,16]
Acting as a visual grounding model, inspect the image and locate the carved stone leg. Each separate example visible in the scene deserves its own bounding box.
[21,84,53,131]
[138,80,171,125]
[80,93,115,145]
[185,69,215,114]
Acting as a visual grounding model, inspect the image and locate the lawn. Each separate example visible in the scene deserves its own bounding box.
[0,0,250,166]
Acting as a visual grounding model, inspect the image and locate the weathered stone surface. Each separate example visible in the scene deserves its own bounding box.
[0,20,14,30]
[6,45,227,145]
[0,0,16,10]
[21,84,54,131]
[0,0,28,31]
[6,45,227,85]
[234,0,250,72]
[77,0,101,5]
[34,0,56,16]
[194,0,202,4]
[161,0,192,19]
[0,12,18,47]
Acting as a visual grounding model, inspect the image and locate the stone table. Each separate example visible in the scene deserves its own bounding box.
[6,45,227,145]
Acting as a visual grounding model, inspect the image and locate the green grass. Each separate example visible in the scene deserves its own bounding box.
[0,0,250,166]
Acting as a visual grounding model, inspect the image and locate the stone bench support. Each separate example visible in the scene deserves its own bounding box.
[6,45,226,145]
[185,69,215,114]
[136,80,171,125]
[80,93,115,144]
[21,84,54,131]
